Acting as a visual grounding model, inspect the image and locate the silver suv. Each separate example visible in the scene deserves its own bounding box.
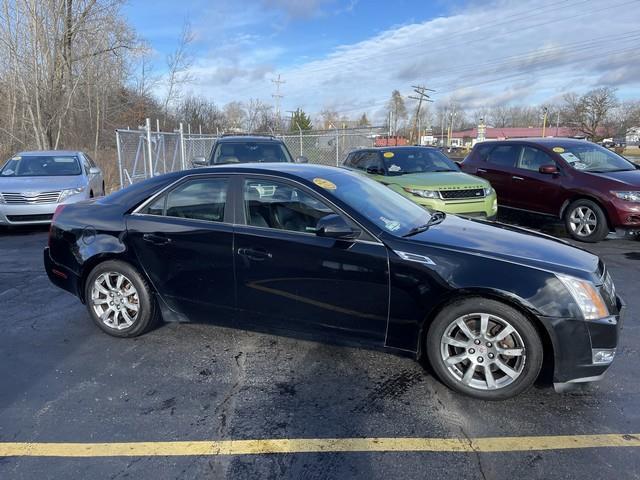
[0,150,105,226]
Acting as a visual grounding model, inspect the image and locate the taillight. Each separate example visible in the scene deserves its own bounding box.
[49,205,67,247]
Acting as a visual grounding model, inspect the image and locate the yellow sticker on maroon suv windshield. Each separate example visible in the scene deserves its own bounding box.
[383,152,395,158]
[552,147,565,153]
[313,178,336,190]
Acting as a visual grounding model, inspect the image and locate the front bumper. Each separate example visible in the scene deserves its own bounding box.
[0,203,58,225]
[0,192,89,225]
[403,191,498,218]
[607,197,640,230]
[548,295,625,386]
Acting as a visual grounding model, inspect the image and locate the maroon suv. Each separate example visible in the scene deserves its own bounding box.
[461,138,640,242]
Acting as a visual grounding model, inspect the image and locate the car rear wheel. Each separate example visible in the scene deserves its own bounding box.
[426,298,543,400]
[564,199,609,242]
[85,260,158,337]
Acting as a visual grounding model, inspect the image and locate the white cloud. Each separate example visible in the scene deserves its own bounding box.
[176,0,640,121]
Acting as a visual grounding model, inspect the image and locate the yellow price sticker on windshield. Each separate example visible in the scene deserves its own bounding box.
[552,147,565,153]
[313,178,336,190]
[383,152,395,158]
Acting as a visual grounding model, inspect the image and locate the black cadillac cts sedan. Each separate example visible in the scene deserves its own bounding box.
[44,164,624,400]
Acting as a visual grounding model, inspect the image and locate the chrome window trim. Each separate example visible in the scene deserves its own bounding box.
[131,171,383,244]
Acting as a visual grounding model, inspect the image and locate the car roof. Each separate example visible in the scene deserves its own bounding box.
[352,145,439,151]
[183,162,347,181]
[474,137,591,147]
[16,150,82,156]
[216,135,281,143]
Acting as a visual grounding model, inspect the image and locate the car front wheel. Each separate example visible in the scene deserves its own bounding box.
[85,260,159,337]
[426,298,543,400]
[564,199,609,242]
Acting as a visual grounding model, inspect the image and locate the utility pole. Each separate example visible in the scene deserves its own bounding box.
[271,74,285,130]
[541,107,548,138]
[408,85,435,144]
[447,105,457,148]
[556,111,560,137]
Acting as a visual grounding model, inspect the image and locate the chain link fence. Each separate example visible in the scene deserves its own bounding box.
[277,127,386,166]
[115,120,387,189]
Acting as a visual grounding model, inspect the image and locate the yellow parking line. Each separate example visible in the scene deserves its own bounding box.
[1,434,640,457]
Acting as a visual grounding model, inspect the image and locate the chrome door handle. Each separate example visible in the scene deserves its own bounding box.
[238,247,272,261]
[477,168,487,173]
[512,176,524,180]
[142,233,171,246]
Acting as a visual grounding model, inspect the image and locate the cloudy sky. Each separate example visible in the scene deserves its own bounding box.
[124,0,640,122]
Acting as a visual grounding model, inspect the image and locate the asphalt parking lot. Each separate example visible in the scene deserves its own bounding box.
[1,212,639,479]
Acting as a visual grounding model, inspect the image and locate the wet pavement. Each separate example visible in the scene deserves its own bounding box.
[0,214,639,479]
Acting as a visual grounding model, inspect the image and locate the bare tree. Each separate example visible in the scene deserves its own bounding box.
[223,101,247,131]
[161,21,194,122]
[562,87,618,140]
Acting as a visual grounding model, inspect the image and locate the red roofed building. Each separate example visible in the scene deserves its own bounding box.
[450,126,586,146]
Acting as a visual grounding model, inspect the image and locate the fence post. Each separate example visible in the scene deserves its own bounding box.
[179,122,186,171]
[297,122,303,156]
[145,118,154,178]
[335,127,339,166]
[115,130,124,190]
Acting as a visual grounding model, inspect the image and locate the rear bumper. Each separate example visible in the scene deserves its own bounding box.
[547,295,624,385]
[44,247,82,298]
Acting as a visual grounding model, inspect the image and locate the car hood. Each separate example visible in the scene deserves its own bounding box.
[588,169,640,187]
[0,175,84,192]
[398,215,599,277]
[382,171,489,189]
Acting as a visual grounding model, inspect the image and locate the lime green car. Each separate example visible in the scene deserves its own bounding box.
[343,146,498,219]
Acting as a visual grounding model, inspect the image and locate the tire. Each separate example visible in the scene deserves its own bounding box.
[564,199,609,243]
[84,260,159,338]
[426,297,543,400]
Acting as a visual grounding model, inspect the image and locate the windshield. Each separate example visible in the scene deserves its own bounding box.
[0,155,82,177]
[556,144,635,173]
[318,169,430,236]
[213,142,293,164]
[382,148,459,175]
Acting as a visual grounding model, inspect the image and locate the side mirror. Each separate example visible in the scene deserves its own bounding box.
[366,166,384,175]
[539,164,559,174]
[89,166,101,175]
[191,157,207,167]
[314,214,357,239]
[295,156,309,164]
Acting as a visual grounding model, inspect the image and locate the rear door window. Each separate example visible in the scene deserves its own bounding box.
[486,145,521,168]
[142,178,229,223]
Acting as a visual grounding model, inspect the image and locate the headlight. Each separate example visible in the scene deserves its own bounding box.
[59,187,86,202]
[483,186,494,196]
[556,274,609,320]
[403,187,439,199]
[612,191,640,202]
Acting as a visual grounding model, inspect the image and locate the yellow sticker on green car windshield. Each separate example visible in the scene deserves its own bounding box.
[552,147,565,153]
[383,152,395,158]
[313,178,336,190]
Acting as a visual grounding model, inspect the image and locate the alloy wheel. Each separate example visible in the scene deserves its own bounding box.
[440,313,527,391]
[91,272,140,330]
[568,206,597,238]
